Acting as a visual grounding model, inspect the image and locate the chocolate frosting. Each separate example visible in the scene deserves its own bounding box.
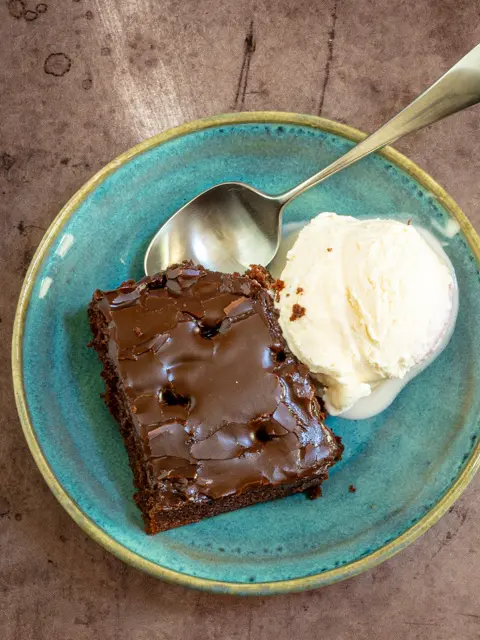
[93,263,341,507]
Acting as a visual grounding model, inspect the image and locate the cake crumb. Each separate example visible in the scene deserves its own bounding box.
[348,484,356,493]
[133,327,143,336]
[327,247,333,252]
[296,287,304,295]
[272,278,285,302]
[247,264,272,288]
[131,405,137,414]
[290,303,306,321]
[307,485,322,499]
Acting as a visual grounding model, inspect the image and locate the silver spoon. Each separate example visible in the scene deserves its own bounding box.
[145,43,480,275]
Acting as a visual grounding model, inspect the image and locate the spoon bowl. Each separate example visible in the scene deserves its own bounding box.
[144,183,282,274]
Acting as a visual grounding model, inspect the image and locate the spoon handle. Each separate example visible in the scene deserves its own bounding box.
[278,43,480,205]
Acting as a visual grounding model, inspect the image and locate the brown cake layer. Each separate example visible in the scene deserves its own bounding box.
[88,262,342,534]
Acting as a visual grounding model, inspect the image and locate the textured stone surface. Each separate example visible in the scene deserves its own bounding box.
[1,1,479,638]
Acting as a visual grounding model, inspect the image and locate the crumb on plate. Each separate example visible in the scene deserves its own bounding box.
[290,303,306,321]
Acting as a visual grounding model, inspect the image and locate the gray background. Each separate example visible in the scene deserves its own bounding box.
[1,1,479,638]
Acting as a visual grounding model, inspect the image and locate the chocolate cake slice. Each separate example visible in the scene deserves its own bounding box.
[88,262,342,534]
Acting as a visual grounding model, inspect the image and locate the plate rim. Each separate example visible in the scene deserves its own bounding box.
[11,111,480,595]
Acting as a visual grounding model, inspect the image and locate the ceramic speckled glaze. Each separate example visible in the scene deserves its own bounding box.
[12,113,480,595]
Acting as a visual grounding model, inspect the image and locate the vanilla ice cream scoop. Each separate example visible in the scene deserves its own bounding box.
[276,213,455,416]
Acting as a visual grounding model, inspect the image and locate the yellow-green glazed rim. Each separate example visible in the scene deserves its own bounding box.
[12,112,480,594]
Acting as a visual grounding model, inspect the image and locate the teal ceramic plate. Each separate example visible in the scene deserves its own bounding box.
[12,113,480,594]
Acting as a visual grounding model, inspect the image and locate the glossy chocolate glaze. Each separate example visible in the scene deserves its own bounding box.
[91,263,342,508]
